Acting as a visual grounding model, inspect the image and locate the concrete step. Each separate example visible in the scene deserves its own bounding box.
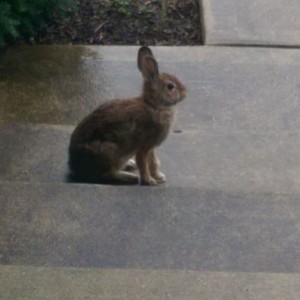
[1,181,300,274]
[1,45,300,298]
[0,123,71,183]
[2,122,300,194]
[201,0,300,46]
[1,265,300,299]
[2,45,300,127]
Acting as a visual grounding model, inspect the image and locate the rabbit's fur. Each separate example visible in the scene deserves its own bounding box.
[68,46,186,185]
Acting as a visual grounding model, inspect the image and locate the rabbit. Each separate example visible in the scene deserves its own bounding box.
[68,46,186,185]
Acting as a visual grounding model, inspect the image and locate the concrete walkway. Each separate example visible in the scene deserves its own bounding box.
[202,0,300,46]
[1,1,300,299]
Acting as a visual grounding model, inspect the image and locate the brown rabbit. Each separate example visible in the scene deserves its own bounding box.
[68,46,186,185]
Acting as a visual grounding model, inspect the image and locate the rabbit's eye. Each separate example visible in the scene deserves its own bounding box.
[167,82,175,90]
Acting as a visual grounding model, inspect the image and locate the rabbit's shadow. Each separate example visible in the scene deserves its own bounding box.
[65,171,140,186]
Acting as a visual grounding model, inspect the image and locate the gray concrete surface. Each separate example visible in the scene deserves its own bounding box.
[0,123,70,183]
[1,182,300,273]
[1,44,300,298]
[1,266,300,300]
[2,47,300,194]
[202,0,300,46]
[0,46,139,124]
[0,45,192,125]
[2,122,300,194]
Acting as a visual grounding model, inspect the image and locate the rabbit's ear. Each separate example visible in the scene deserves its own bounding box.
[137,46,154,71]
[139,56,159,83]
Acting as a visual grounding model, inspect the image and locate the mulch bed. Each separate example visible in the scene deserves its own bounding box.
[37,0,202,45]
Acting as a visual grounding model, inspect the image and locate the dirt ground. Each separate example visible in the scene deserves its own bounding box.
[37,0,202,45]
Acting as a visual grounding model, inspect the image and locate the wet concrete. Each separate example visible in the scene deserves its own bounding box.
[2,45,300,128]
[0,46,141,125]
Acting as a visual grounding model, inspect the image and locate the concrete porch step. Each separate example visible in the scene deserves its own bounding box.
[2,46,300,193]
[1,265,300,300]
[1,181,300,274]
[2,122,300,194]
[0,123,71,183]
[1,43,300,298]
[2,46,300,128]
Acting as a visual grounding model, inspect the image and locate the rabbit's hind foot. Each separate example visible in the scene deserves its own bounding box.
[123,159,137,172]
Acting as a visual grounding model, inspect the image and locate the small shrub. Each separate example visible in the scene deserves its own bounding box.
[0,0,76,47]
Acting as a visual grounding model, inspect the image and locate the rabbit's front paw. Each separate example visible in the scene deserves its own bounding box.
[141,177,158,186]
[154,172,166,184]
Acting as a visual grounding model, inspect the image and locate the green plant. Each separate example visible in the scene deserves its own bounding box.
[110,0,132,18]
[0,0,76,47]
